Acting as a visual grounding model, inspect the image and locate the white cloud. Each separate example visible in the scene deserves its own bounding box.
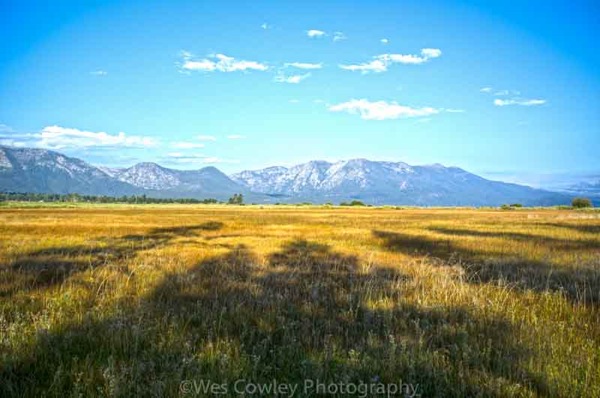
[381,48,441,64]
[180,51,268,73]
[481,87,545,107]
[261,23,269,30]
[166,153,239,165]
[1,125,157,150]
[227,134,245,140]
[443,108,466,113]
[381,38,389,44]
[170,142,205,149]
[494,98,546,106]
[339,59,388,73]
[202,157,240,164]
[90,70,107,76]
[167,152,203,159]
[284,62,322,70]
[307,29,326,38]
[0,127,38,147]
[420,48,442,59]
[333,32,346,42]
[0,140,25,147]
[481,87,522,96]
[37,126,157,149]
[340,48,442,73]
[328,99,440,120]
[494,89,520,96]
[197,135,217,141]
[274,73,311,84]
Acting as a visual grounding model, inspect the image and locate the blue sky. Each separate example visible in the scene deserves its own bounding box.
[0,0,598,187]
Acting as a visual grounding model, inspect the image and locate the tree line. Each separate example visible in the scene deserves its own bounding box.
[0,192,223,204]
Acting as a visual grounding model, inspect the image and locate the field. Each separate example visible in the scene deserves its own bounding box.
[1,205,599,397]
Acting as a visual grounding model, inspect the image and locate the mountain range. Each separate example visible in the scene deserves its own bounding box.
[561,180,600,199]
[0,145,579,206]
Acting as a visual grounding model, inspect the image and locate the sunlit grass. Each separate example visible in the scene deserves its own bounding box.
[1,204,599,397]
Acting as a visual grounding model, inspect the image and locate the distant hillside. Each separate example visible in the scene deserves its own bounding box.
[108,162,251,200]
[0,146,252,201]
[0,146,575,206]
[232,159,572,206]
[0,146,140,196]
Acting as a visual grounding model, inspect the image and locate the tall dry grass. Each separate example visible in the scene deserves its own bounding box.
[1,205,599,397]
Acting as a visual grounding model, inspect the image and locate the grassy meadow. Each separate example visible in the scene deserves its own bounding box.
[1,204,599,397]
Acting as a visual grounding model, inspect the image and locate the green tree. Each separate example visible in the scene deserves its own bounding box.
[572,197,593,208]
[228,193,244,205]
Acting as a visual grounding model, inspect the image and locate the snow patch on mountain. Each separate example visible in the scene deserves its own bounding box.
[0,148,12,169]
[114,162,180,190]
[231,158,571,206]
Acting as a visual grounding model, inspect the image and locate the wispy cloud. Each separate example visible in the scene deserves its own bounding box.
[167,152,205,159]
[170,142,205,149]
[38,126,157,149]
[274,72,311,84]
[333,32,346,42]
[481,87,545,107]
[180,51,268,73]
[0,125,36,147]
[0,126,158,149]
[494,98,546,106]
[0,124,14,133]
[328,99,439,120]
[380,38,389,44]
[90,70,108,76]
[340,48,442,73]
[284,62,322,70]
[1,126,158,149]
[307,29,326,38]
[197,135,217,141]
[0,135,32,148]
[227,134,245,140]
[261,23,269,30]
[495,90,520,96]
[202,157,240,164]
[339,59,388,73]
[165,152,239,165]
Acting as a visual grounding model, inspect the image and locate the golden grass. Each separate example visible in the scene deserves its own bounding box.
[1,205,599,397]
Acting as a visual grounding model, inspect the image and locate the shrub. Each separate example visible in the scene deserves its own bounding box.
[340,200,366,206]
[572,197,593,208]
[228,193,244,205]
[500,204,513,210]
[348,200,366,206]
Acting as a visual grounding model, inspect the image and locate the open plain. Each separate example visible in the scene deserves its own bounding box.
[1,205,599,397]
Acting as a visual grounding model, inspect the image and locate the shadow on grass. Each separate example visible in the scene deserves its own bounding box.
[538,222,600,235]
[429,226,600,251]
[0,222,224,298]
[373,229,600,305]
[1,239,550,397]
